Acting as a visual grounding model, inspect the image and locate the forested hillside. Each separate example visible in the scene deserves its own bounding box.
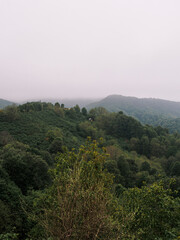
[0,102,180,239]
[38,98,99,108]
[87,95,180,132]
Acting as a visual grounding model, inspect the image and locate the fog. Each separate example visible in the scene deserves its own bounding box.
[0,0,180,102]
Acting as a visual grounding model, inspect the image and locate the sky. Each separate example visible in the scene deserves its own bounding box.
[0,0,180,102]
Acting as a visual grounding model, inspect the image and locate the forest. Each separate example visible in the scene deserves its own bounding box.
[0,102,180,240]
[87,95,180,133]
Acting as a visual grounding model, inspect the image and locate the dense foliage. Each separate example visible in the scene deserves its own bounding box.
[87,94,180,133]
[0,102,179,239]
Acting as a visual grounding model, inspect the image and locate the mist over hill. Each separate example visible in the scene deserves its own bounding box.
[19,98,100,108]
[87,95,180,117]
[87,95,180,132]
[2,95,180,132]
[0,99,15,109]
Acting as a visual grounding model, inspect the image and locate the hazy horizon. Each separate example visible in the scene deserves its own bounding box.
[2,94,180,105]
[1,1,180,102]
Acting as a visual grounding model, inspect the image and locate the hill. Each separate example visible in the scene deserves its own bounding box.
[87,95,180,132]
[20,98,99,108]
[0,102,180,239]
[87,95,180,117]
[48,98,100,108]
[0,98,15,109]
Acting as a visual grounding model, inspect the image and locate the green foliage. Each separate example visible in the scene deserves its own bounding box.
[87,95,180,133]
[0,142,50,194]
[0,199,12,233]
[48,137,64,154]
[92,111,144,140]
[171,161,180,176]
[46,128,63,143]
[120,181,180,240]
[0,101,180,238]
[140,135,150,156]
[54,103,64,117]
[140,161,151,172]
[33,139,120,240]
[0,178,25,237]
[104,160,122,184]
[81,107,87,116]
[18,102,48,112]
[74,104,80,114]
[4,105,19,122]
[54,102,60,108]
[0,232,18,240]
[78,121,103,139]
[0,131,13,147]
[117,156,130,178]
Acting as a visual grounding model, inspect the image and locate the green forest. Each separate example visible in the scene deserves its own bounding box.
[0,102,180,239]
[87,95,180,133]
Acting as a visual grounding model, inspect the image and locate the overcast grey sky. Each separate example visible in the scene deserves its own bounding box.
[0,0,180,102]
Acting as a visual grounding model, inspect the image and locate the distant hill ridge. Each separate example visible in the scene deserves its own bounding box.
[87,95,180,118]
[20,98,100,108]
[86,95,180,132]
[0,99,15,109]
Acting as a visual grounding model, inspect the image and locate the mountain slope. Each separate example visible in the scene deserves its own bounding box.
[87,95,180,118]
[0,99,15,109]
[20,98,100,108]
[86,95,180,132]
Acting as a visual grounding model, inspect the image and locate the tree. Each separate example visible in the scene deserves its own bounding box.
[150,138,163,157]
[140,161,151,172]
[1,142,50,194]
[140,136,150,156]
[54,103,64,117]
[117,156,130,178]
[120,181,180,240]
[130,137,140,152]
[46,128,63,143]
[54,102,60,108]
[4,105,19,122]
[170,161,180,176]
[88,107,108,120]
[0,131,13,147]
[74,104,80,114]
[104,160,122,184]
[33,139,120,240]
[81,107,87,116]
[0,178,25,237]
[78,121,99,139]
[48,137,64,154]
